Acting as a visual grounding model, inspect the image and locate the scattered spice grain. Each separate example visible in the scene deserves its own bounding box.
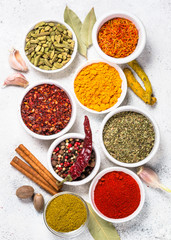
[21,84,72,135]
[98,18,139,58]
[103,111,155,163]
[74,62,122,112]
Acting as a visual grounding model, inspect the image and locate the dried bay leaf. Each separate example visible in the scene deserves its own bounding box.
[87,203,120,240]
[64,6,87,58]
[81,8,96,48]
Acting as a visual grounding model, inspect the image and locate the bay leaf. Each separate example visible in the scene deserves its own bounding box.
[87,203,120,240]
[64,6,87,58]
[81,8,96,48]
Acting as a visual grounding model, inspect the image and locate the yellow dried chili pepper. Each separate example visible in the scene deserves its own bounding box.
[128,60,153,103]
[123,68,156,105]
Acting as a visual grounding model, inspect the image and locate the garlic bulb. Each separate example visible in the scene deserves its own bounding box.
[9,48,28,72]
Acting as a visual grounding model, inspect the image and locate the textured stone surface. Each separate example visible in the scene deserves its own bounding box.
[0,0,171,239]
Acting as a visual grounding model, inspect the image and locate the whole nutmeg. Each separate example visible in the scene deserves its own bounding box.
[33,193,44,212]
[16,185,34,199]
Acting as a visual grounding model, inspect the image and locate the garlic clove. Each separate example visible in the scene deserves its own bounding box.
[137,166,171,193]
[9,48,28,72]
[3,73,29,88]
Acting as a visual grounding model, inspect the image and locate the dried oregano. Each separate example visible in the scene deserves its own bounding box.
[103,111,155,163]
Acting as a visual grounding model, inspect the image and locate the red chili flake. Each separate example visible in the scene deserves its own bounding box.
[21,84,72,136]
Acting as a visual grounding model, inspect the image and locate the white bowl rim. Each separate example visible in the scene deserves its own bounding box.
[23,19,78,73]
[92,11,146,64]
[89,166,145,223]
[47,132,101,185]
[100,105,160,167]
[73,59,127,114]
[19,80,76,140]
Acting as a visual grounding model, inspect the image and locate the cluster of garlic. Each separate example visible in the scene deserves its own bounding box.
[3,48,29,88]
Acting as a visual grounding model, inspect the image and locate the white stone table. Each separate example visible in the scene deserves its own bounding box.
[0,0,171,239]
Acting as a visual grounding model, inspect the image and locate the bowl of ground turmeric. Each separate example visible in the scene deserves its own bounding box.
[73,60,127,114]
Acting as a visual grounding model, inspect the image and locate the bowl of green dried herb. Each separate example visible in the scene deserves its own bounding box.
[100,106,160,167]
[24,20,78,73]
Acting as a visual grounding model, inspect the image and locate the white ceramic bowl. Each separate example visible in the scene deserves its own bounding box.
[24,20,78,73]
[19,80,76,140]
[92,11,146,64]
[43,192,89,238]
[73,59,127,114]
[89,167,145,223]
[100,106,160,167]
[47,133,100,185]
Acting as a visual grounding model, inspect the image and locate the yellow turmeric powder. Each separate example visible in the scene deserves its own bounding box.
[74,62,122,112]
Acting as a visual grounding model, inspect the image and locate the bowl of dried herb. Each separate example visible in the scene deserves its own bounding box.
[92,11,146,64]
[24,20,78,73]
[100,106,160,167]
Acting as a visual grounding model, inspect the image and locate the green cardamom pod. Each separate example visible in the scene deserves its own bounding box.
[34,21,45,29]
[34,55,41,66]
[44,59,52,68]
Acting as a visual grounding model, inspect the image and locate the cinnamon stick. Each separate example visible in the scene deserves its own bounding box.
[10,157,57,195]
[12,156,55,191]
[18,144,57,182]
[15,146,60,192]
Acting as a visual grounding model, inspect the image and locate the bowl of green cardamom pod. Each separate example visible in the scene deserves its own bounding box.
[43,192,89,238]
[24,20,78,73]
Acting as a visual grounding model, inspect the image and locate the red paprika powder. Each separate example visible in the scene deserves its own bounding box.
[94,171,141,219]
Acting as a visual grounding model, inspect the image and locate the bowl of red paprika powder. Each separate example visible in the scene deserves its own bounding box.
[92,11,146,64]
[89,167,145,223]
[19,80,76,140]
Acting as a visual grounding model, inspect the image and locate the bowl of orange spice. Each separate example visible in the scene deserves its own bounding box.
[73,60,127,114]
[92,11,146,64]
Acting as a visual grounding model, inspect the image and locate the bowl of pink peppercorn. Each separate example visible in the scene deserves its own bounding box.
[47,133,100,186]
